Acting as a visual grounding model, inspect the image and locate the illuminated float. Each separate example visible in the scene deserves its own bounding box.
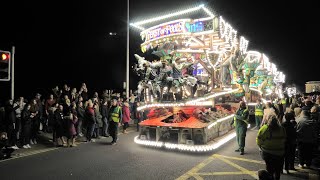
[130,4,285,152]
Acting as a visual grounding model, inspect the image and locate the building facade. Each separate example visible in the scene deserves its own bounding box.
[305,81,320,93]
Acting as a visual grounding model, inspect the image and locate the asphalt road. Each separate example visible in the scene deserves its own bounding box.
[0,127,318,180]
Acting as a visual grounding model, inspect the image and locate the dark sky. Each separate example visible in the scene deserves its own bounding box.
[0,0,319,100]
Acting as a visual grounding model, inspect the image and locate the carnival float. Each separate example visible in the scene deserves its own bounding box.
[130,4,285,152]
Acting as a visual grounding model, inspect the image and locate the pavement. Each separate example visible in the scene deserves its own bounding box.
[3,123,138,161]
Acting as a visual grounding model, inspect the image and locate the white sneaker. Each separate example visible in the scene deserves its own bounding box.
[23,145,29,149]
[30,140,34,145]
[11,145,19,150]
[33,140,37,144]
[26,144,31,148]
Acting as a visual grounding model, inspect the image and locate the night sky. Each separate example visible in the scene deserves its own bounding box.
[0,0,319,101]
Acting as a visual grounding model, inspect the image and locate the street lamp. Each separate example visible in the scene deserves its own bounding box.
[109,32,117,36]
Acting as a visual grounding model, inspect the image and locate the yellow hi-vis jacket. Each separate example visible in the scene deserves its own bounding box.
[111,106,122,122]
[255,104,264,116]
[256,124,286,156]
[232,108,249,127]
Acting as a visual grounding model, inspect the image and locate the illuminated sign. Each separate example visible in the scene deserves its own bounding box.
[185,21,204,32]
[143,22,185,41]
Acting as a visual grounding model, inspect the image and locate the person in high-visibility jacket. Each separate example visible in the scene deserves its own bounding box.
[108,99,122,145]
[231,101,249,155]
[257,115,286,180]
[255,99,264,129]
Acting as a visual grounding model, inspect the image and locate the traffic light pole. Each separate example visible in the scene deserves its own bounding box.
[11,46,15,100]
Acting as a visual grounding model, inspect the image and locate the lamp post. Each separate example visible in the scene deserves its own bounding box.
[126,0,130,99]
[109,0,129,98]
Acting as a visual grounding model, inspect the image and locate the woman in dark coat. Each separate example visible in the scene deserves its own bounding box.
[54,105,66,146]
[4,99,19,148]
[21,104,33,148]
[282,112,297,173]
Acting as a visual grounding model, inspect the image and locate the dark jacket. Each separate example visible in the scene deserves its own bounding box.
[101,105,109,119]
[54,110,64,128]
[76,106,85,121]
[282,120,297,145]
[22,109,32,126]
[54,110,65,137]
[4,103,19,125]
[85,107,96,124]
[296,116,317,144]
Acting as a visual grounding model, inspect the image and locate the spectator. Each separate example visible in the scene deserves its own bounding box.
[282,112,297,173]
[53,105,67,147]
[261,102,276,127]
[70,88,78,103]
[257,115,286,180]
[30,99,39,145]
[14,97,26,145]
[76,101,85,137]
[93,103,103,139]
[61,84,71,99]
[21,104,33,149]
[122,102,130,134]
[85,100,96,142]
[101,100,109,137]
[79,83,89,102]
[4,99,20,149]
[66,109,78,147]
[45,94,56,132]
[35,93,44,131]
[0,132,15,160]
[52,86,61,103]
[294,105,302,119]
[62,95,71,115]
[296,110,317,168]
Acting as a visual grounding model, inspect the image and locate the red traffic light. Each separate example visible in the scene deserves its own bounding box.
[0,50,10,61]
[1,53,9,61]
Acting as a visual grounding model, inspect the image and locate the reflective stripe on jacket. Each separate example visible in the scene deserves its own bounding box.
[233,108,249,127]
[111,106,121,122]
[255,104,264,116]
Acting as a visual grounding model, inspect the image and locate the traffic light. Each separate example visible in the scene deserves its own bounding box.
[0,50,11,81]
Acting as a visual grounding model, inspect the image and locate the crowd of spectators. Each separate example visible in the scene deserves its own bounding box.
[256,94,320,180]
[0,83,148,159]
